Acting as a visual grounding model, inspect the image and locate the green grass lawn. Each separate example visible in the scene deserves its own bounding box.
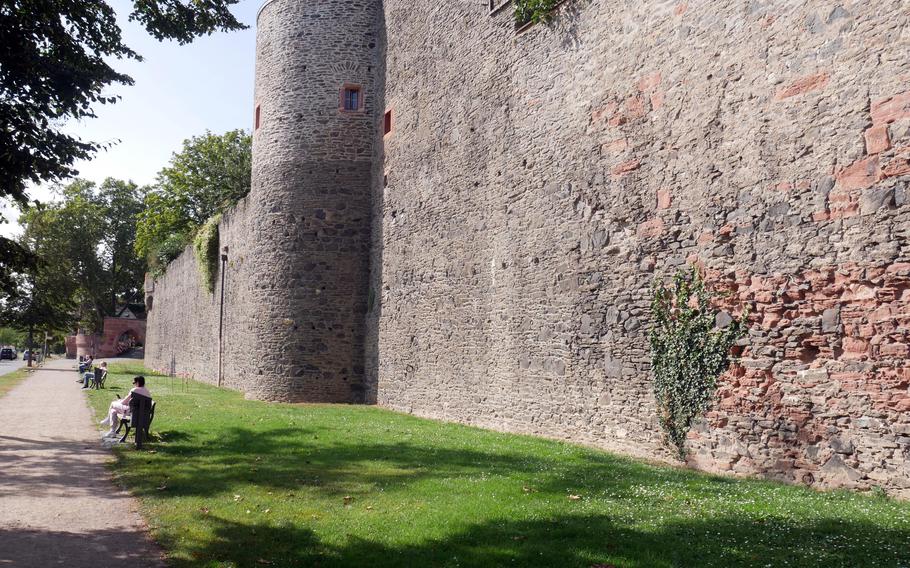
[0,367,32,398]
[87,364,910,568]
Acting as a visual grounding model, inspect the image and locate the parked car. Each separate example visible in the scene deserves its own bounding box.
[21,350,30,361]
[0,348,15,360]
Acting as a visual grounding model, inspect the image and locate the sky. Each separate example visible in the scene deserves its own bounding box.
[0,0,259,238]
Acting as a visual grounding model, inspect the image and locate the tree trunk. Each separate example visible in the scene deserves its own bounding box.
[27,326,34,367]
[110,258,117,316]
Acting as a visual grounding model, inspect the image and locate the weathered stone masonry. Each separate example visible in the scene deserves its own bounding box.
[146,0,910,496]
[147,0,378,403]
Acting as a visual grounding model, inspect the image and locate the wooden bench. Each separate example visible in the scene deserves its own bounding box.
[113,393,156,449]
[90,368,107,390]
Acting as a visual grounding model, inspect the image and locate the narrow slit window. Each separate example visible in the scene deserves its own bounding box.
[342,86,362,112]
[254,104,261,130]
[384,110,393,135]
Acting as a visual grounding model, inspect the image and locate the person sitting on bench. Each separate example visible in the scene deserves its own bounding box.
[76,356,94,379]
[100,375,151,438]
[81,361,107,389]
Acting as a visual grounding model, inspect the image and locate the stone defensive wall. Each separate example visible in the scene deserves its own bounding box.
[369,0,910,496]
[146,0,378,403]
[145,0,910,496]
[144,197,263,397]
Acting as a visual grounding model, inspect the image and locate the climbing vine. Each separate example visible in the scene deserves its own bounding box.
[514,0,562,26]
[649,266,748,459]
[193,214,221,294]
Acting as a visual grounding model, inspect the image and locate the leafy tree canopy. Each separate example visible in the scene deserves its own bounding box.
[15,178,147,331]
[136,129,252,273]
[0,255,77,346]
[0,326,26,348]
[0,0,245,284]
[0,238,35,301]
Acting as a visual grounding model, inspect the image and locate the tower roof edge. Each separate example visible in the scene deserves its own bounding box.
[256,0,282,23]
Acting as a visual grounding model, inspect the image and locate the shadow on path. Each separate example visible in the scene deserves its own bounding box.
[0,527,164,567]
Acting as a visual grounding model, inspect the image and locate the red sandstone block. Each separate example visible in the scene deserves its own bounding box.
[812,211,830,222]
[657,189,672,209]
[754,292,774,303]
[774,181,793,192]
[592,101,618,123]
[608,113,626,127]
[828,190,853,205]
[650,91,665,109]
[880,342,909,357]
[625,95,647,118]
[674,2,687,16]
[857,325,876,340]
[886,263,910,275]
[869,305,893,323]
[835,156,880,190]
[834,270,857,286]
[806,269,833,287]
[831,203,860,220]
[602,138,628,155]
[802,334,828,347]
[864,125,891,154]
[882,157,910,178]
[761,312,781,329]
[871,92,910,125]
[636,72,662,93]
[842,336,869,356]
[697,231,714,244]
[774,72,830,100]
[789,410,812,427]
[831,371,864,382]
[866,266,887,281]
[612,159,641,176]
[637,217,665,238]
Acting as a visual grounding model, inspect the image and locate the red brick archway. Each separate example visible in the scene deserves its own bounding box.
[68,317,147,358]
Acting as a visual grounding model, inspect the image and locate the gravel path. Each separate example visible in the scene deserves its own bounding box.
[0,359,165,567]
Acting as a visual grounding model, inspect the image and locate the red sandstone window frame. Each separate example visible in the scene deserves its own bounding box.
[383,109,393,136]
[340,84,364,113]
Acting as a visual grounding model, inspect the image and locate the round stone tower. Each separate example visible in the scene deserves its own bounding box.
[247,0,380,402]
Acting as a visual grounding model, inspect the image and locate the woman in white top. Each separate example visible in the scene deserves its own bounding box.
[100,375,152,437]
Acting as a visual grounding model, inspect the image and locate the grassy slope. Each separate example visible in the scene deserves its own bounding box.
[87,365,910,568]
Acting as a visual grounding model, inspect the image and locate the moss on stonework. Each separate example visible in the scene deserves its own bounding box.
[514,0,563,25]
[193,214,221,294]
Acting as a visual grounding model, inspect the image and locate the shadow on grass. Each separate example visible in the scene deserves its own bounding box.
[121,424,774,502]
[122,425,682,499]
[167,512,910,568]
[111,425,910,566]
[85,371,910,568]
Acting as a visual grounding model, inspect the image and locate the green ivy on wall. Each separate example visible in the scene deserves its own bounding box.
[649,266,748,459]
[193,213,221,294]
[514,0,562,26]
